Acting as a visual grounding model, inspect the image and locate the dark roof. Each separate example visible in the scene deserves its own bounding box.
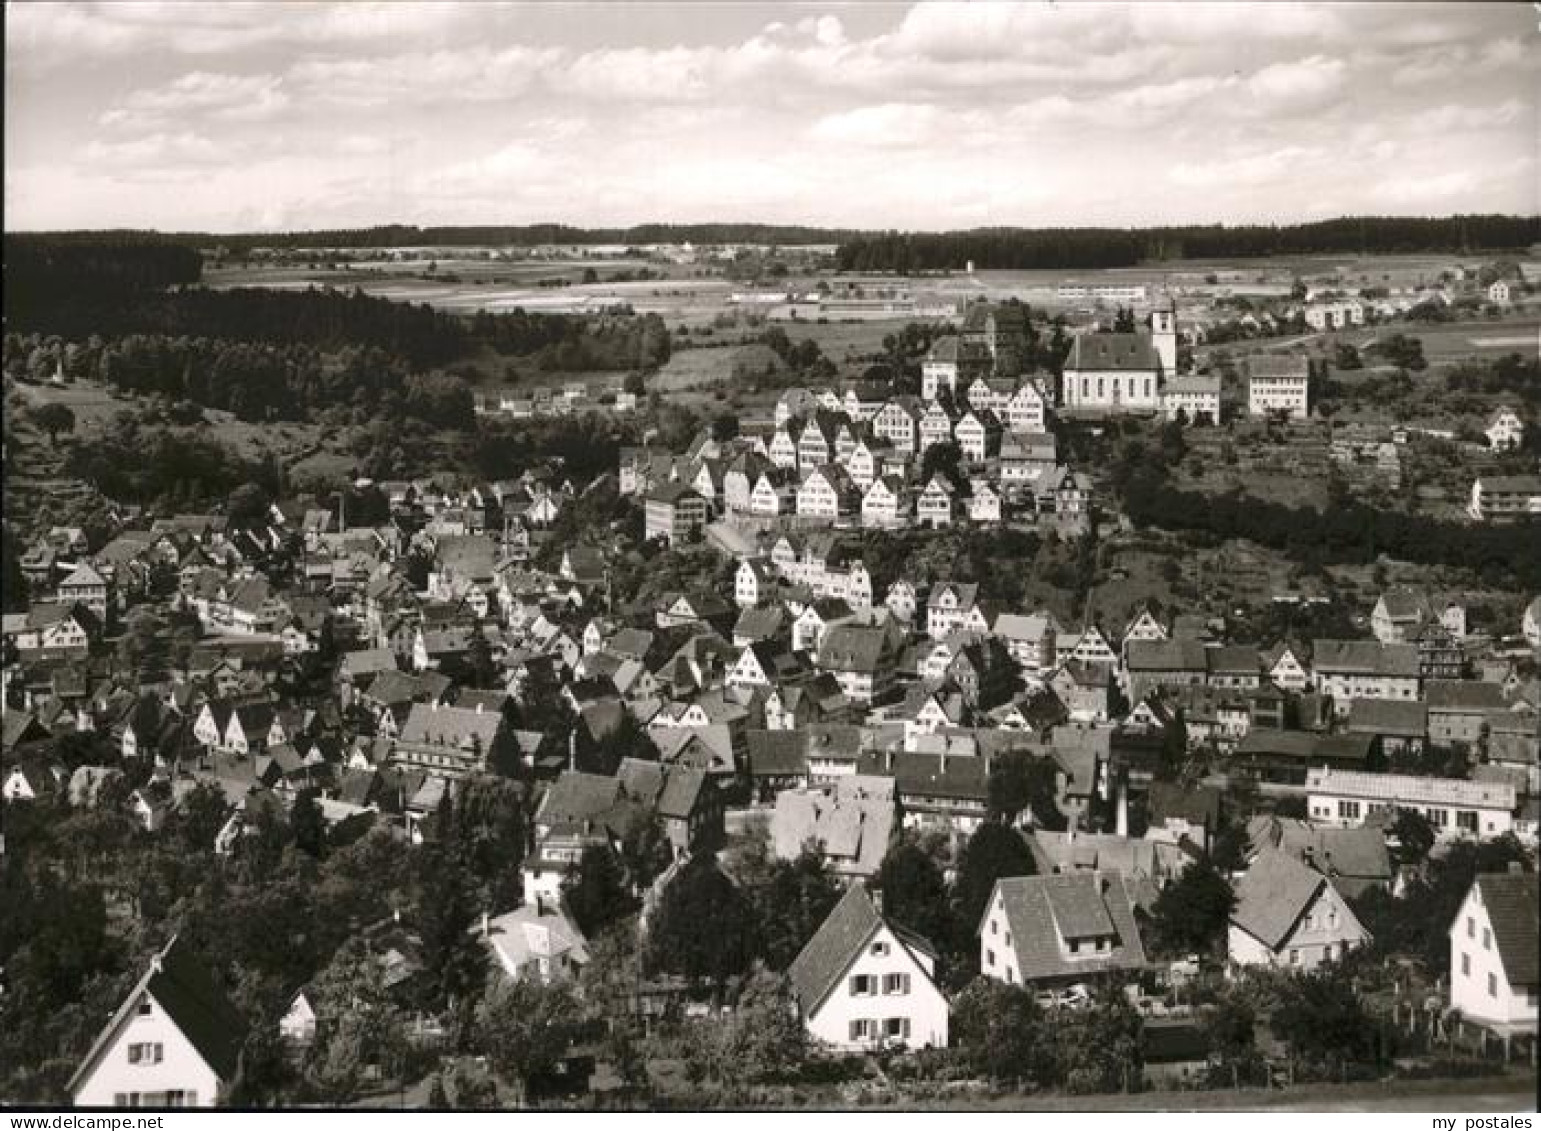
[787,883,935,1015]
[991,872,1148,982]
[746,729,808,778]
[1425,680,1508,713]
[68,935,247,1098]
[1127,639,1208,672]
[1147,782,1221,828]
[1346,698,1428,738]
[1066,333,1159,373]
[1230,849,1326,951]
[1477,872,1539,990]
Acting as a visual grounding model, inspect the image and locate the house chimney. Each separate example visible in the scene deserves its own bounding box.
[568,729,577,772]
[481,911,490,937]
[1115,777,1129,838]
[1068,812,1078,843]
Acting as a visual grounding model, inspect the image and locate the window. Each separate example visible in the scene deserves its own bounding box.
[986,949,995,967]
[1289,949,1300,966]
[884,1017,911,1040]
[990,919,998,936]
[849,1019,875,1041]
[1468,916,1476,938]
[1483,928,1492,951]
[1337,800,1362,820]
[870,941,890,957]
[1328,906,1338,929]
[849,974,875,997]
[128,1043,163,1066]
[1457,811,1478,833]
[137,999,152,1016]
[1462,953,1471,976]
[164,1091,190,1108]
[1488,972,1497,998]
[1068,939,1080,955]
[883,972,911,995]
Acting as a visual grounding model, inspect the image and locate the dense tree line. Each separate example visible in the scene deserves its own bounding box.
[4,236,202,309]
[836,215,1540,272]
[1123,476,1541,590]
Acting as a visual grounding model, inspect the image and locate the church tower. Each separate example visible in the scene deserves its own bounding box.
[1151,302,1178,375]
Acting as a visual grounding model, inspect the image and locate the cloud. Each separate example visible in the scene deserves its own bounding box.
[81,130,229,168]
[100,71,290,128]
[1167,145,1325,188]
[808,103,943,147]
[1245,54,1345,106]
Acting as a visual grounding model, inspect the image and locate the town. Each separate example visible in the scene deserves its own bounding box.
[3,234,1538,1111]
[4,0,1539,1116]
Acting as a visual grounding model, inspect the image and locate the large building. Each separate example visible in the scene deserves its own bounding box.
[1060,307,1175,414]
[1469,475,1541,522]
[1247,355,1311,419]
[644,482,708,545]
[1305,768,1517,841]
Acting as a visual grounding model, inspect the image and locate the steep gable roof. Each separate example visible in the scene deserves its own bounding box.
[990,872,1148,982]
[67,935,247,1098]
[1476,871,1539,990]
[1230,848,1328,951]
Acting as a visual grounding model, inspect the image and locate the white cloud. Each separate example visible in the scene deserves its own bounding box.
[1245,55,1346,106]
[101,71,290,128]
[808,103,943,147]
[1168,145,1325,188]
[82,130,229,168]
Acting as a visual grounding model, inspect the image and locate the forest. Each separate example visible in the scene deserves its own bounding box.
[835,215,1541,273]
[3,238,672,426]
[1121,474,1541,591]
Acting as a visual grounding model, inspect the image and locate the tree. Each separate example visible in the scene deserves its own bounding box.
[170,780,230,853]
[721,964,807,1083]
[1145,857,1234,958]
[875,838,952,950]
[306,937,409,1102]
[920,440,965,491]
[291,789,326,859]
[415,841,488,1012]
[1112,307,1137,333]
[1386,807,1435,868]
[465,629,496,689]
[643,856,757,986]
[709,412,739,442]
[1054,990,1144,1093]
[227,482,271,530]
[562,844,633,938]
[755,845,842,971]
[29,402,76,444]
[951,977,1049,1085]
[477,975,582,1102]
[955,821,1035,931]
[1270,965,1376,1068]
[986,749,1064,830]
[618,811,672,892]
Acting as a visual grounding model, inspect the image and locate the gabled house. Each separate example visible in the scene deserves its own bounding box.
[1448,869,1538,1036]
[1227,849,1369,971]
[787,884,949,1052]
[68,935,247,1108]
[980,872,1148,989]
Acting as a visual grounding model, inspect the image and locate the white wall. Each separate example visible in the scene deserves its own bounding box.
[1227,882,1368,972]
[73,992,224,1107]
[1449,886,1540,1031]
[806,923,948,1052]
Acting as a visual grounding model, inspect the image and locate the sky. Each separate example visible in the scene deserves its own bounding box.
[5,1,1537,233]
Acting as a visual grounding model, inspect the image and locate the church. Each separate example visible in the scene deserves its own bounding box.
[1060,306,1176,413]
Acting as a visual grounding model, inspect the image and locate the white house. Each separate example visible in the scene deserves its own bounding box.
[787,884,949,1052]
[1448,869,1537,1036]
[1160,374,1221,424]
[1305,768,1516,841]
[1227,849,1369,972]
[482,898,591,985]
[1247,355,1310,420]
[68,935,246,1108]
[1486,406,1525,453]
[1487,280,1513,307]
